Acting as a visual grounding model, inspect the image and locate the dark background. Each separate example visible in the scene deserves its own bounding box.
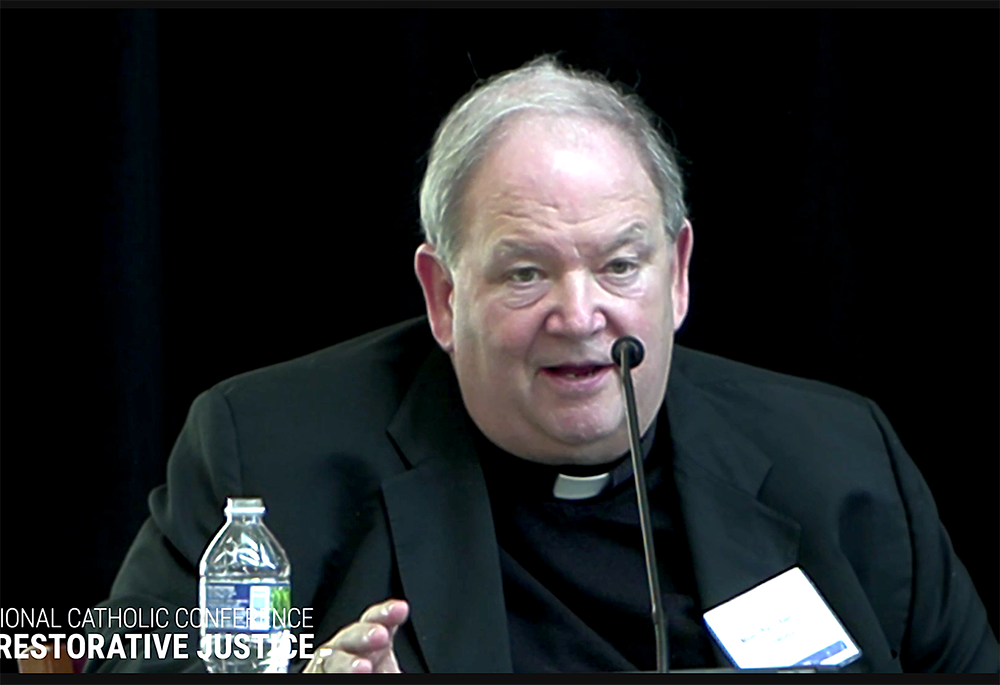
[1,6,996,674]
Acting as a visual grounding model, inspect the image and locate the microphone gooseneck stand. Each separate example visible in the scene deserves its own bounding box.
[610,336,669,674]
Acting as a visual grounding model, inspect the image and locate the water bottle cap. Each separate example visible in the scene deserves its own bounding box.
[225,497,266,515]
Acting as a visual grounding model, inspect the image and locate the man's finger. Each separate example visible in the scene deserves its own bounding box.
[323,650,372,674]
[359,598,410,630]
[304,648,372,674]
[327,621,392,654]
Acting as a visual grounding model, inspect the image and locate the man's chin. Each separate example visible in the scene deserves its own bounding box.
[538,423,629,465]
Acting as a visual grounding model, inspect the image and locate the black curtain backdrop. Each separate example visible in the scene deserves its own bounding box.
[1,6,997,674]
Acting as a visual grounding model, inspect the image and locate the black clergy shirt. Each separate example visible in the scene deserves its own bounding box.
[474,405,720,673]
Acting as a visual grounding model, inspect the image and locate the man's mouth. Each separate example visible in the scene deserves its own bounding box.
[542,364,613,379]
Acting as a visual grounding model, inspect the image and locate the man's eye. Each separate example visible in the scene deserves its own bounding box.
[508,267,543,284]
[605,259,638,276]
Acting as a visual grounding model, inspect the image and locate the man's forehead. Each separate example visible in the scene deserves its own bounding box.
[483,114,651,184]
[471,124,657,211]
[478,180,655,214]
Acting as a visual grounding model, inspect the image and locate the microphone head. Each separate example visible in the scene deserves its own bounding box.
[611,336,645,369]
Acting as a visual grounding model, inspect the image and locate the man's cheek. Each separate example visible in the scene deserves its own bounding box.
[490,314,537,355]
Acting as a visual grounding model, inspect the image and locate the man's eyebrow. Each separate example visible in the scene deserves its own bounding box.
[487,223,654,264]
[489,240,556,264]
[598,222,654,256]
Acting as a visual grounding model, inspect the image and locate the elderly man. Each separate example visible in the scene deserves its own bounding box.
[92,57,997,674]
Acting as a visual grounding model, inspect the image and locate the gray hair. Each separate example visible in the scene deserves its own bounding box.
[419,55,688,270]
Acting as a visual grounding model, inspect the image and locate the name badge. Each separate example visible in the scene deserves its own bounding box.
[702,567,862,669]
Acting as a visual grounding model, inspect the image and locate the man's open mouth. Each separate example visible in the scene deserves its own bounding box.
[543,364,612,379]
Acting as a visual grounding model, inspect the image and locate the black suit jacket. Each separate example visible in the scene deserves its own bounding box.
[88,317,998,673]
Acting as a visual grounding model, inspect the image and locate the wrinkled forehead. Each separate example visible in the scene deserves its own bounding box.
[455,114,662,244]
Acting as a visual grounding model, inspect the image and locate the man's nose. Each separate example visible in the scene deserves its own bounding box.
[544,270,607,338]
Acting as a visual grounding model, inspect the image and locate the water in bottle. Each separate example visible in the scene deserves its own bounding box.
[198,497,291,673]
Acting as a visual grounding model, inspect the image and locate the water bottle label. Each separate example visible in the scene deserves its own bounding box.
[203,582,291,633]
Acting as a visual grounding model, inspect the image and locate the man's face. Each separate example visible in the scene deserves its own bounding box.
[416,115,692,465]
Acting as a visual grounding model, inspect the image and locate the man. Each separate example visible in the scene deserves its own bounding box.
[89,57,998,674]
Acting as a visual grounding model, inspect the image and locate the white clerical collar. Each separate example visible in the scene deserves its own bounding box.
[552,472,614,500]
[550,414,660,500]
[474,414,661,502]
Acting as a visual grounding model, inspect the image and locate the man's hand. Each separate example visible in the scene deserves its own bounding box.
[304,599,410,674]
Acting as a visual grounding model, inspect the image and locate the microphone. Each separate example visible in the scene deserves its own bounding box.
[611,336,644,368]
[611,336,669,674]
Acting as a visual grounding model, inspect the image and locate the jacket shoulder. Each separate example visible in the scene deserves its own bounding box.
[213,316,434,404]
[196,317,438,460]
[672,344,871,410]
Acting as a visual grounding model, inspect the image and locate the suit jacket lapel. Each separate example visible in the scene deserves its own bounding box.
[383,349,512,673]
[665,353,886,672]
[666,362,802,612]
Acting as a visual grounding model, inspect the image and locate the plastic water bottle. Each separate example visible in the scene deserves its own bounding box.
[198,497,291,673]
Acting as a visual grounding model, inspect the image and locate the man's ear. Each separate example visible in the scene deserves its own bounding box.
[414,243,455,353]
[671,219,693,331]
